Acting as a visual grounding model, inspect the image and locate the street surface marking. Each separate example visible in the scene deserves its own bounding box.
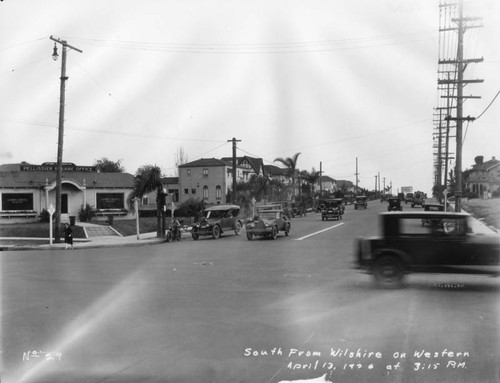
[295,223,344,240]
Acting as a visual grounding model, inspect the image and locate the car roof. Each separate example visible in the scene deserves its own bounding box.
[204,204,240,211]
[380,211,469,218]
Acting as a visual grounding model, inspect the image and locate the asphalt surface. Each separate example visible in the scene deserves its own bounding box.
[1,201,499,383]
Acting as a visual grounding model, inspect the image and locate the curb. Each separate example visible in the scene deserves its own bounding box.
[0,237,168,251]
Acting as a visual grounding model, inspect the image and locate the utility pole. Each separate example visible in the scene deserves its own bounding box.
[227,137,241,204]
[355,157,359,193]
[437,0,483,211]
[319,161,323,196]
[374,175,378,194]
[50,36,82,242]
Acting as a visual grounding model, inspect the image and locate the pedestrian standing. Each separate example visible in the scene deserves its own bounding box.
[64,223,74,250]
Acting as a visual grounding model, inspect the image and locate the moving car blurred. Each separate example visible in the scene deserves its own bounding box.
[191,204,243,240]
[246,209,291,240]
[355,211,500,288]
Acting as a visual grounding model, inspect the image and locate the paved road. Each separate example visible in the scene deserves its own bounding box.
[2,201,499,383]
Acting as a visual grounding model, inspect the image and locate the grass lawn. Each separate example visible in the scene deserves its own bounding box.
[0,222,86,238]
[462,198,500,231]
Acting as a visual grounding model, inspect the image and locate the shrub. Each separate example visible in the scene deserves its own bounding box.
[78,203,95,222]
[39,208,52,222]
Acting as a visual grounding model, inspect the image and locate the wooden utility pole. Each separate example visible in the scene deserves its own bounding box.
[355,157,359,193]
[437,0,483,211]
[227,137,241,204]
[50,36,82,242]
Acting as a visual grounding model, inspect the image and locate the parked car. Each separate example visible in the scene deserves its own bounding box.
[246,209,291,240]
[421,203,445,227]
[355,211,500,288]
[191,204,243,240]
[320,199,343,221]
[354,195,368,210]
[387,197,403,211]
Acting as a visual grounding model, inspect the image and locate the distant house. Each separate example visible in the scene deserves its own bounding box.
[0,162,135,222]
[467,156,500,198]
[315,175,337,193]
[220,156,265,180]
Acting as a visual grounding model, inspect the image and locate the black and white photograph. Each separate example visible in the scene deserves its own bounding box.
[1,1,499,382]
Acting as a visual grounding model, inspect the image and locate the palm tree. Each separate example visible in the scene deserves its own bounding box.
[129,164,164,237]
[274,152,301,200]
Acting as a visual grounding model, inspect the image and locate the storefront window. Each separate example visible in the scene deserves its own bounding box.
[96,193,124,209]
[1,193,34,211]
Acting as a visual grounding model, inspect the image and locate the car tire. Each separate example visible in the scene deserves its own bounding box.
[246,231,253,240]
[271,226,278,240]
[212,225,221,239]
[191,231,199,240]
[373,256,404,289]
[285,223,290,236]
[235,221,242,235]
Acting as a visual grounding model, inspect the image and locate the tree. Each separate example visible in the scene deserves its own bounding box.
[174,146,189,176]
[128,164,164,237]
[274,152,301,200]
[94,157,125,173]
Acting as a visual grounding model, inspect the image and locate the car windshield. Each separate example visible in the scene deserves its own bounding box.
[259,211,279,220]
[204,210,226,219]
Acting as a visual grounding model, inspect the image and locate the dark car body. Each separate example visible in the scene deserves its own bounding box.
[191,204,243,240]
[354,196,368,210]
[246,209,291,240]
[387,197,403,211]
[355,212,500,288]
[320,199,343,221]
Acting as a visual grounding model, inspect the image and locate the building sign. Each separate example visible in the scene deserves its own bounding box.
[2,193,34,211]
[20,162,96,172]
[96,193,124,209]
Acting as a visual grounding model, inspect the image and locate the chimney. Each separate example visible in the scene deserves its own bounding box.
[474,156,484,165]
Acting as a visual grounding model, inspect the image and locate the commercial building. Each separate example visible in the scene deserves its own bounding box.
[0,162,135,223]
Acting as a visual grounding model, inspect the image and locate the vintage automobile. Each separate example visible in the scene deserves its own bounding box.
[404,193,414,204]
[191,204,243,240]
[411,192,425,208]
[421,203,445,227]
[354,195,368,210]
[290,202,305,218]
[320,199,343,221]
[387,197,403,211]
[355,211,500,288]
[246,209,291,240]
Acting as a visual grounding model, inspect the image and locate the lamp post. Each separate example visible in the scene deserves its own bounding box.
[50,36,82,243]
[48,204,55,246]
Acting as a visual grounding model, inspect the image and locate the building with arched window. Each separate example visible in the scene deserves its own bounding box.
[0,162,135,223]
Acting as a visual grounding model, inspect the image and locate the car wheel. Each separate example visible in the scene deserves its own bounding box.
[191,230,199,240]
[271,226,278,240]
[246,231,253,240]
[285,223,290,236]
[235,221,242,235]
[176,230,181,241]
[212,225,221,239]
[373,256,404,289]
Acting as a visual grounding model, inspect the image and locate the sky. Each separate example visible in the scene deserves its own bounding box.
[1,0,499,194]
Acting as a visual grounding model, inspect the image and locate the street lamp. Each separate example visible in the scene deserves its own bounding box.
[50,36,82,243]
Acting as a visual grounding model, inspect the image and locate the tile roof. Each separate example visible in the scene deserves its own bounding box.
[178,158,231,168]
[0,163,135,188]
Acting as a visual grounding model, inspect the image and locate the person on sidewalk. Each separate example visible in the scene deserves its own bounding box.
[64,223,74,250]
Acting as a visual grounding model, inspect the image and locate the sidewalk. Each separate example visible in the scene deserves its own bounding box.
[0,222,169,251]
